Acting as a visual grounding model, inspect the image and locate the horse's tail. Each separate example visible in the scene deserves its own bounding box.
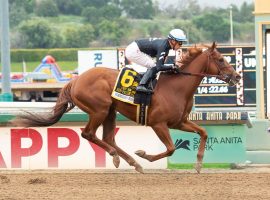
[11,81,75,127]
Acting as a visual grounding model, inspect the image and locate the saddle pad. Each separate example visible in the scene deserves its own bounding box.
[111,67,140,105]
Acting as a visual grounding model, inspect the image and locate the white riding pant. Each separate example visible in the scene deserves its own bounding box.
[125,41,156,69]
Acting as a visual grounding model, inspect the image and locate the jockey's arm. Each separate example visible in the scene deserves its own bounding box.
[156,45,180,73]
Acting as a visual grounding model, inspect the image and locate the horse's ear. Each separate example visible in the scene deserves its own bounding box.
[210,41,217,51]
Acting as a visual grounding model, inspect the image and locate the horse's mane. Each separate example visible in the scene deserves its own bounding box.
[178,45,204,67]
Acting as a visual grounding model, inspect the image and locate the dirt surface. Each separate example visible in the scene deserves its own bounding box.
[1,168,270,200]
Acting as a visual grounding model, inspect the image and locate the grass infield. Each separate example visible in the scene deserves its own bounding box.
[1,61,77,73]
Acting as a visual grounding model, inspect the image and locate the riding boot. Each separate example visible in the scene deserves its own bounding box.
[136,67,158,93]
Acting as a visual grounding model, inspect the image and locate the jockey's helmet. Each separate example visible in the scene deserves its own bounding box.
[168,29,187,42]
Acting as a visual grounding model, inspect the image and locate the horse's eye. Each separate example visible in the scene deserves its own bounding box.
[219,58,224,62]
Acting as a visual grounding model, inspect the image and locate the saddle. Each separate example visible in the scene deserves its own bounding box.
[111,67,157,125]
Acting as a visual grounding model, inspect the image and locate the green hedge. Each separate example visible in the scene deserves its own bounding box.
[9,47,115,62]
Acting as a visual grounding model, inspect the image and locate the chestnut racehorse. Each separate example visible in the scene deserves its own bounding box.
[11,42,241,173]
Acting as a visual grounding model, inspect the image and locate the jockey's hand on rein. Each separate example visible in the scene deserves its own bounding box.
[172,64,180,74]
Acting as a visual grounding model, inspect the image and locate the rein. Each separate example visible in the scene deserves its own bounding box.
[178,71,221,78]
[178,70,226,81]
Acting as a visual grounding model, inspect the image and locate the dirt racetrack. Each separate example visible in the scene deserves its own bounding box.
[1,168,270,200]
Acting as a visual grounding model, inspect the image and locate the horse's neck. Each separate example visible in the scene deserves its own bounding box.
[184,52,208,74]
[159,53,208,98]
[181,53,208,92]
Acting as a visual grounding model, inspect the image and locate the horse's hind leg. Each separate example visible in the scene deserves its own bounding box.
[102,107,144,173]
[81,112,120,168]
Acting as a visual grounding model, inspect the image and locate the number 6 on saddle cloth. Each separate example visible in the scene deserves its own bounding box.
[111,67,157,125]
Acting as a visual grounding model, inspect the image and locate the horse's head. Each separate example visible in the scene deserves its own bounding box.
[206,42,241,86]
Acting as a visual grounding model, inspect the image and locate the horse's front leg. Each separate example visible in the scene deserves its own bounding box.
[135,123,176,162]
[177,120,208,173]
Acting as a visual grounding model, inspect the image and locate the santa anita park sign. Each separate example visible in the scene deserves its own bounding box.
[170,125,246,164]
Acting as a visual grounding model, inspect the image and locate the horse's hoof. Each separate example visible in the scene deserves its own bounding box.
[81,133,88,140]
[195,162,202,173]
[135,150,146,158]
[135,164,144,174]
[113,155,120,168]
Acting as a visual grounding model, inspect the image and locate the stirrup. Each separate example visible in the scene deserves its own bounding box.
[136,85,153,94]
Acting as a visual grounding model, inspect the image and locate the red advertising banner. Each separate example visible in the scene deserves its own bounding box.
[0,126,166,169]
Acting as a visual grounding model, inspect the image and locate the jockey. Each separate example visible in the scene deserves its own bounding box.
[125,28,187,93]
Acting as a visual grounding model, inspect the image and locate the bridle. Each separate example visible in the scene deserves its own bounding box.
[178,49,234,85]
